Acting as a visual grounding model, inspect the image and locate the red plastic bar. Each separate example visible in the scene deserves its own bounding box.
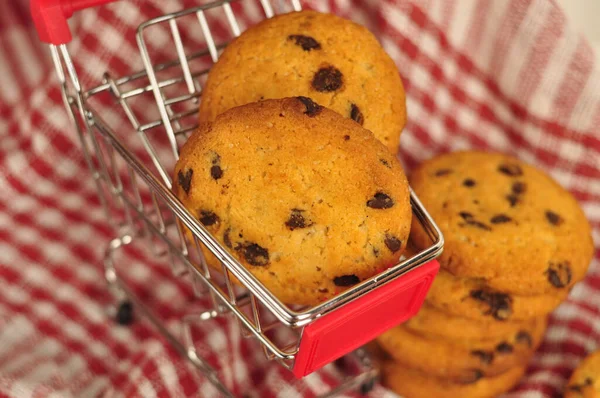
[292,259,439,378]
[30,0,119,44]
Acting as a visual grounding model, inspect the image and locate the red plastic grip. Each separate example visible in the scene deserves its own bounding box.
[292,259,439,378]
[30,0,119,44]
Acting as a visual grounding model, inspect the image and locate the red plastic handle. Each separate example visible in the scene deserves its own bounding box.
[292,259,440,378]
[30,0,119,44]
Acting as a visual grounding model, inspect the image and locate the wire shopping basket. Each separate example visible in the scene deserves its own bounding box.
[31,0,444,396]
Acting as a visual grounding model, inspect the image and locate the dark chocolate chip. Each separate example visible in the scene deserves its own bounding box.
[470,350,494,365]
[495,342,513,353]
[545,261,572,288]
[350,103,364,125]
[288,34,321,51]
[241,243,269,266]
[210,165,223,180]
[373,247,380,257]
[343,135,350,141]
[296,96,323,117]
[384,234,402,253]
[379,159,392,168]
[285,209,312,230]
[498,164,523,177]
[506,194,519,207]
[312,65,343,92]
[512,182,527,194]
[490,214,512,224]
[178,169,193,194]
[367,192,394,209]
[435,169,452,176]
[333,274,360,287]
[318,288,329,293]
[470,290,513,320]
[545,210,564,226]
[462,219,492,231]
[515,331,533,347]
[459,369,483,384]
[463,179,476,187]
[459,212,474,220]
[199,210,219,227]
[223,228,232,248]
[568,378,593,392]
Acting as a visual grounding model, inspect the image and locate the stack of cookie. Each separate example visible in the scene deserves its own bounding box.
[377,151,595,398]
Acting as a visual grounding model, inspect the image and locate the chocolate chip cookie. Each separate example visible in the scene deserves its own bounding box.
[382,360,526,398]
[410,151,594,295]
[426,269,569,322]
[405,302,535,341]
[376,316,546,382]
[565,350,600,398]
[174,97,412,306]
[198,10,407,153]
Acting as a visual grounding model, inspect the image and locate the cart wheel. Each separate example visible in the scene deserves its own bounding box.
[359,379,375,395]
[115,301,134,325]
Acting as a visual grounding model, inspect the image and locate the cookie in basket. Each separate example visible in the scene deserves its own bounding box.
[381,360,526,398]
[426,269,569,322]
[376,316,546,382]
[405,301,535,341]
[198,10,407,153]
[565,350,600,397]
[410,150,594,295]
[174,97,412,306]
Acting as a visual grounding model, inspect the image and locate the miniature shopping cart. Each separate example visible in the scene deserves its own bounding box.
[31,0,444,395]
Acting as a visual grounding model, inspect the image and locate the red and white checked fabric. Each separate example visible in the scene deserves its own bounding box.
[1,0,599,397]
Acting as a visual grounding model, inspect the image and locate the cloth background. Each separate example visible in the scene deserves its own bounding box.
[0,0,598,396]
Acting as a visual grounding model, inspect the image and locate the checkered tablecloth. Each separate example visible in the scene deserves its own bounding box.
[1,0,598,397]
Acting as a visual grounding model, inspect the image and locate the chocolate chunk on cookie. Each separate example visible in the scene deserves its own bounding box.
[288,34,321,51]
[312,65,343,92]
[296,96,323,117]
[367,192,394,209]
[178,169,193,194]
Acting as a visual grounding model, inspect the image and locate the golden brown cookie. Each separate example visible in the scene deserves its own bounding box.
[565,350,600,398]
[410,150,594,295]
[405,302,534,341]
[174,97,412,306]
[382,360,526,398]
[376,317,546,382]
[198,10,407,153]
[426,269,569,322]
